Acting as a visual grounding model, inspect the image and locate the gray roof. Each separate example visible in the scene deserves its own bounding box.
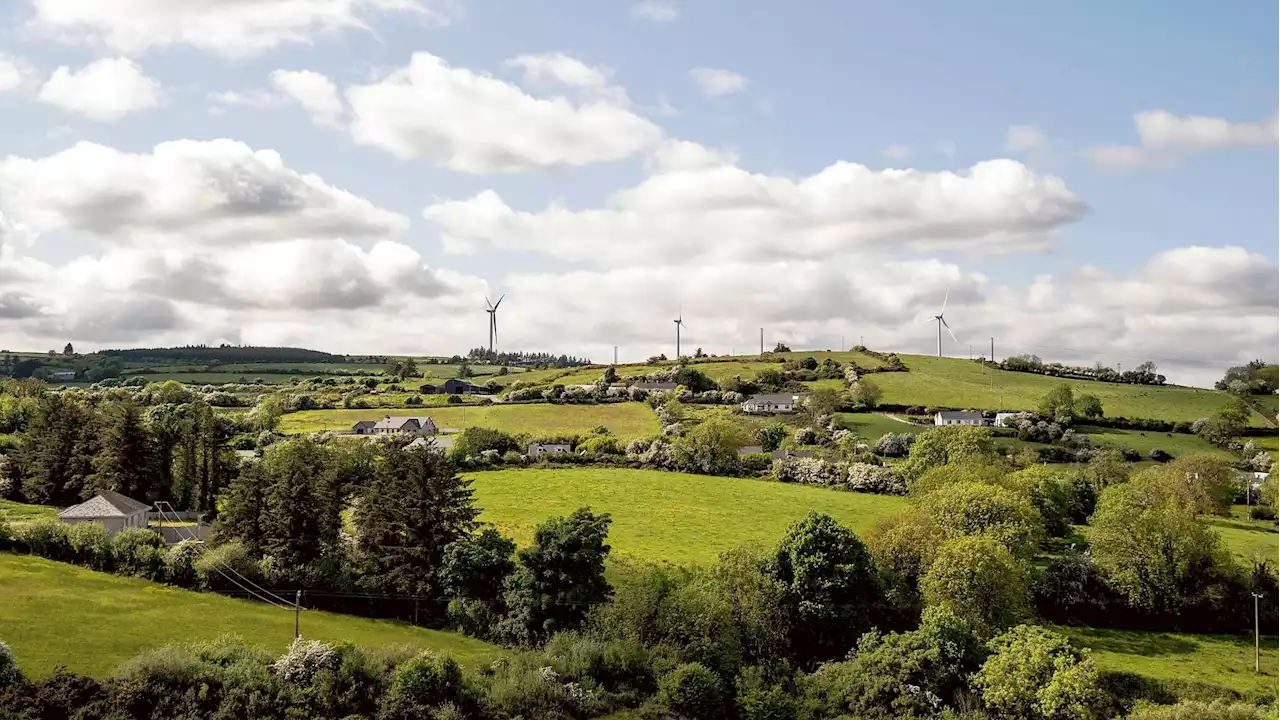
[745,394,799,404]
[737,445,765,455]
[937,410,984,420]
[408,436,455,449]
[59,490,150,519]
[772,449,815,459]
[371,416,436,431]
[529,442,572,450]
[632,382,678,390]
[352,420,376,428]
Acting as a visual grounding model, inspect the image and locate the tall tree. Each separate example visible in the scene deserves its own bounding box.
[18,394,96,505]
[261,437,343,566]
[354,443,481,598]
[89,399,157,500]
[215,461,271,552]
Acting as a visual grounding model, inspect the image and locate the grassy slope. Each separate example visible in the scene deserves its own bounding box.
[280,403,660,439]
[836,412,927,440]
[1059,625,1278,700]
[467,467,906,566]
[1206,506,1278,565]
[0,500,56,523]
[1080,425,1233,459]
[0,553,504,678]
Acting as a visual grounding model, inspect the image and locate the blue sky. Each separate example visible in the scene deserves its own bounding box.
[0,0,1274,384]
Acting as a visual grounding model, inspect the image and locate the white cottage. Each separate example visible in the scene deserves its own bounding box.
[934,410,984,426]
[742,394,802,414]
[58,491,150,536]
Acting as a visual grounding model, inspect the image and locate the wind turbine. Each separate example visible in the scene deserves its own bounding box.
[673,312,687,359]
[919,288,957,357]
[485,295,505,357]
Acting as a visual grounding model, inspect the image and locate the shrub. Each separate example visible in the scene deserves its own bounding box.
[659,663,724,720]
[974,625,1104,720]
[64,521,111,570]
[873,432,914,458]
[578,436,625,455]
[110,528,166,579]
[0,640,22,691]
[1250,506,1277,521]
[382,651,462,717]
[734,666,797,720]
[164,541,202,588]
[740,453,772,473]
[1124,700,1271,720]
[11,518,70,560]
[195,540,263,593]
[273,637,338,685]
[846,463,906,495]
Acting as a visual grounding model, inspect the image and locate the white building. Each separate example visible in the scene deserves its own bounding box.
[742,394,802,414]
[935,410,984,426]
[528,443,572,456]
[58,491,150,535]
[50,371,76,381]
[352,416,438,436]
[993,412,1018,428]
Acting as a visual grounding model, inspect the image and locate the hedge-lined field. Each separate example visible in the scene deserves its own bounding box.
[0,553,505,678]
[280,402,661,439]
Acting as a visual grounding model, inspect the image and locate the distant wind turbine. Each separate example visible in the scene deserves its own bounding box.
[485,295,505,356]
[673,312,687,359]
[919,288,957,357]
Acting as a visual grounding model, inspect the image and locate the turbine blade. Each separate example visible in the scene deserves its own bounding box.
[941,287,949,314]
[942,318,958,343]
[493,294,505,310]
[485,295,492,309]
[918,317,934,324]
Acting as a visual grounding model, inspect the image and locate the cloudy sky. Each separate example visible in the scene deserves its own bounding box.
[0,0,1275,386]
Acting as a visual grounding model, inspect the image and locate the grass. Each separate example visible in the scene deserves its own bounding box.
[1079,426,1233,460]
[130,372,299,385]
[868,354,1254,424]
[1207,506,1278,565]
[836,412,928,440]
[0,499,56,523]
[0,552,506,678]
[1058,625,1278,700]
[279,403,661,440]
[466,467,907,565]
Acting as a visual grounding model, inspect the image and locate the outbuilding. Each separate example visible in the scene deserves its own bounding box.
[58,490,151,535]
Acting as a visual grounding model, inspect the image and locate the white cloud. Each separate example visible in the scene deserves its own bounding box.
[424,140,1087,266]
[0,54,30,92]
[883,144,912,160]
[690,67,746,97]
[504,52,626,103]
[37,57,162,121]
[936,140,956,157]
[29,0,452,58]
[270,69,344,125]
[207,89,278,109]
[1087,110,1278,171]
[630,0,678,22]
[1005,124,1045,152]
[0,139,407,246]
[346,52,663,172]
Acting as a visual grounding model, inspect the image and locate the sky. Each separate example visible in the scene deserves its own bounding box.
[0,0,1275,386]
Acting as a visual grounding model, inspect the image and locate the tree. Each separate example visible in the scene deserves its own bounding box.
[259,438,343,567]
[62,343,73,356]
[675,416,747,476]
[772,342,791,353]
[1076,394,1103,420]
[399,357,419,380]
[658,663,724,720]
[1085,448,1129,488]
[602,366,619,384]
[88,399,157,500]
[921,535,1031,638]
[803,387,842,420]
[755,368,786,390]
[899,425,998,481]
[918,482,1043,559]
[18,394,96,505]
[974,625,1104,720]
[354,443,481,600]
[441,528,516,604]
[1039,384,1075,421]
[849,379,883,409]
[770,511,881,665]
[1147,454,1237,516]
[1215,360,1279,396]
[1088,481,1228,615]
[755,423,788,453]
[214,461,271,552]
[1196,397,1249,447]
[455,362,473,379]
[499,507,612,645]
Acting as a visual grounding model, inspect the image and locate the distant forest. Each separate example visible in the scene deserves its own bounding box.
[99,345,346,364]
[465,348,592,368]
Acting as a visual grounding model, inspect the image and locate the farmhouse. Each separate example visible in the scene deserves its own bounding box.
[58,490,150,535]
[935,410,984,426]
[49,371,76,381]
[528,442,572,457]
[352,416,439,435]
[742,394,802,414]
[993,412,1018,427]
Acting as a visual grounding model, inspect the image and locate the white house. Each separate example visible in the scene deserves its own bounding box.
[352,416,438,436]
[935,410,984,426]
[993,412,1018,428]
[528,443,572,457]
[50,371,76,381]
[58,490,150,535]
[742,394,802,414]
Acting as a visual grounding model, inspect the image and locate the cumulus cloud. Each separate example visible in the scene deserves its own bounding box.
[271,69,344,125]
[0,139,407,246]
[345,52,663,172]
[423,140,1087,265]
[690,67,746,97]
[37,57,162,121]
[630,0,678,22]
[28,0,453,57]
[1087,110,1278,171]
[0,54,30,92]
[504,52,628,104]
[1005,124,1044,152]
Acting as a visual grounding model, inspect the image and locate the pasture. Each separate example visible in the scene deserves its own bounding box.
[0,499,55,523]
[870,354,1250,423]
[1058,625,1278,700]
[466,467,907,565]
[0,553,505,678]
[1080,426,1232,459]
[127,372,299,385]
[279,403,661,439]
[836,412,927,440]
[1206,507,1278,565]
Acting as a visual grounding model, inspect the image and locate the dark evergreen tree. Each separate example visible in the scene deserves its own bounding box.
[261,437,341,566]
[18,394,96,505]
[441,528,516,603]
[89,399,157,500]
[354,443,480,599]
[498,507,612,646]
[215,461,271,552]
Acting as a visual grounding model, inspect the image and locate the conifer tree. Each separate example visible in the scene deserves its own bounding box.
[19,394,96,505]
[89,399,157,500]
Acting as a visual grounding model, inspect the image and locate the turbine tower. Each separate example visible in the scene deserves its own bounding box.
[485,294,505,357]
[673,313,687,359]
[919,288,957,357]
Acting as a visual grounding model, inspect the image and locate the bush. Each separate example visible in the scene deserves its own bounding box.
[12,518,71,560]
[659,663,724,720]
[974,625,1104,720]
[110,527,166,579]
[0,640,22,691]
[1249,506,1276,521]
[195,540,263,593]
[273,637,338,685]
[578,436,625,455]
[846,463,906,495]
[381,650,462,718]
[873,432,914,458]
[1125,700,1269,720]
[734,666,797,720]
[64,521,112,570]
[740,453,772,472]
[164,541,203,588]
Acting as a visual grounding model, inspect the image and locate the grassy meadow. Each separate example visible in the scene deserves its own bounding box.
[1058,625,1278,700]
[1080,426,1233,459]
[1206,507,1278,565]
[280,403,661,439]
[466,467,907,565]
[0,553,505,678]
[0,499,56,523]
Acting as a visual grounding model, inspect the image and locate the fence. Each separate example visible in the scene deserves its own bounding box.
[153,525,211,545]
[148,510,201,522]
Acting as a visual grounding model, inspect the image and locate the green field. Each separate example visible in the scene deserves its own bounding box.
[130,372,299,385]
[863,355,1249,423]
[0,553,504,678]
[1081,426,1233,459]
[1207,507,1278,565]
[1058,625,1278,700]
[0,500,56,523]
[837,412,928,440]
[467,467,907,565]
[280,403,661,439]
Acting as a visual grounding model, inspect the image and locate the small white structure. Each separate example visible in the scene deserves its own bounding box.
[58,491,150,535]
[631,382,678,392]
[742,394,801,414]
[49,371,76,381]
[352,416,438,436]
[993,412,1018,428]
[528,443,572,457]
[935,410,984,426]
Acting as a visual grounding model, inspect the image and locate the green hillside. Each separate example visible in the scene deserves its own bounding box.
[0,553,504,678]
[280,402,660,439]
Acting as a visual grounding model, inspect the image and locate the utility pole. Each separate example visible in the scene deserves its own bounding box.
[613,346,617,365]
[294,590,301,639]
[1253,592,1263,673]
[840,334,844,351]
[990,337,994,362]
[759,328,764,355]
